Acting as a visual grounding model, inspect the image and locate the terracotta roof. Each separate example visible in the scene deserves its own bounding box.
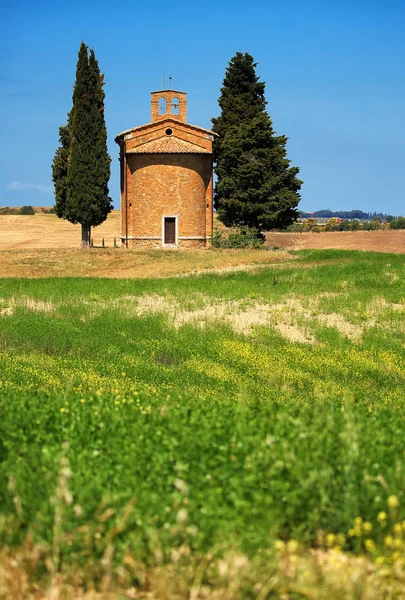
[115,119,218,141]
[126,136,210,154]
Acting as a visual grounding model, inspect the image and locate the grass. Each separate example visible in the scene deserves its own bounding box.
[0,247,290,278]
[0,249,405,598]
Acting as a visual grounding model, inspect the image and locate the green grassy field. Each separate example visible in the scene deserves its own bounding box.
[0,249,405,597]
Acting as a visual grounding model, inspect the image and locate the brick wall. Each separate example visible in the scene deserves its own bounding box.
[125,153,212,246]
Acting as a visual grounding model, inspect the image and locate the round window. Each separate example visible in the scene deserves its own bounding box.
[165,128,173,136]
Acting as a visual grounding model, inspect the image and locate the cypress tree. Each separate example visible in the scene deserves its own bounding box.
[212,52,302,235]
[52,42,112,246]
[51,120,71,218]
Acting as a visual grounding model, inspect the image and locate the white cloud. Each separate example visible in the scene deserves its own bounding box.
[6,181,52,194]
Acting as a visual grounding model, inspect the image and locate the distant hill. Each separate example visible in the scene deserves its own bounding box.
[0,206,54,215]
[300,210,395,221]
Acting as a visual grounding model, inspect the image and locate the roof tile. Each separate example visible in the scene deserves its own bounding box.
[127,136,210,154]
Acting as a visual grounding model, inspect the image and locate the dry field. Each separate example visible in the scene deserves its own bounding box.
[0,248,292,278]
[1,212,404,278]
[0,210,121,249]
[0,211,293,277]
[1,212,405,254]
[266,229,405,253]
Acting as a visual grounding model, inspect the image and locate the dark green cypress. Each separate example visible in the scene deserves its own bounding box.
[51,120,71,218]
[212,52,303,234]
[52,42,112,246]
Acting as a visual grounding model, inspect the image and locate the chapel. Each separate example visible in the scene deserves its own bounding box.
[115,90,217,248]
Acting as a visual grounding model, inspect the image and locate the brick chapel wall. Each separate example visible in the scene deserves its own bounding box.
[126,153,212,244]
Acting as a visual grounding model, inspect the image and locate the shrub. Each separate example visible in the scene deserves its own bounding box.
[19,205,35,215]
[286,222,304,232]
[303,218,318,232]
[324,218,340,231]
[349,219,361,231]
[362,220,381,231]
[390,216,405,229]
[212,226,264,249]
[0,207,18,215]
[339,220,351,231]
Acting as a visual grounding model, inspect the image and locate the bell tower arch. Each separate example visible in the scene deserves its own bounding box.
[151,90,187,123]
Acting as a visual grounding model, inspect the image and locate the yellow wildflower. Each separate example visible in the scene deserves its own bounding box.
[393,523,402,535]
[362,521,373,533]
[287,540,299,553]
[387,495,399,509]
[364,539,375,552]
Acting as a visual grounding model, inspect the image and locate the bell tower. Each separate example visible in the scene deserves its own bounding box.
[151,90,187,123]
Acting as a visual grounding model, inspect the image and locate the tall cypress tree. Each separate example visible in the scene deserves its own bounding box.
[52,42,112,246]
[212,52,302,234]
[88,49,111,223]
[52,121,71,218]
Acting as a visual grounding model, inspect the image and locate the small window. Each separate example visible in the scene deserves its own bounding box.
[171,97,180,115]
[165,128,173,136]
[158,97,166,115]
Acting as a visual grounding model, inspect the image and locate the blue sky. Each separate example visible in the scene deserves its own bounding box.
[1,0,404,215]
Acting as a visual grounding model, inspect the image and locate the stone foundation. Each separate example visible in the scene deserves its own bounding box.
[178,239,206,249]
[121,239,161,249]
[121,238,207,249]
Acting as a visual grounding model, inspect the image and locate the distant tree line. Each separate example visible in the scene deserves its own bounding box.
[0,206,55,215]
[288,216,405,232]
[300,210,397,221]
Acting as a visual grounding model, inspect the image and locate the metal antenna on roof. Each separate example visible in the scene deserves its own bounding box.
[169,75,172,90]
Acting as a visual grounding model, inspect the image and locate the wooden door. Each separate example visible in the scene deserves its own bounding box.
[164,217,176,244]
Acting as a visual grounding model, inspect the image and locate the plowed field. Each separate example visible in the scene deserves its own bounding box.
[266,230,405,253]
